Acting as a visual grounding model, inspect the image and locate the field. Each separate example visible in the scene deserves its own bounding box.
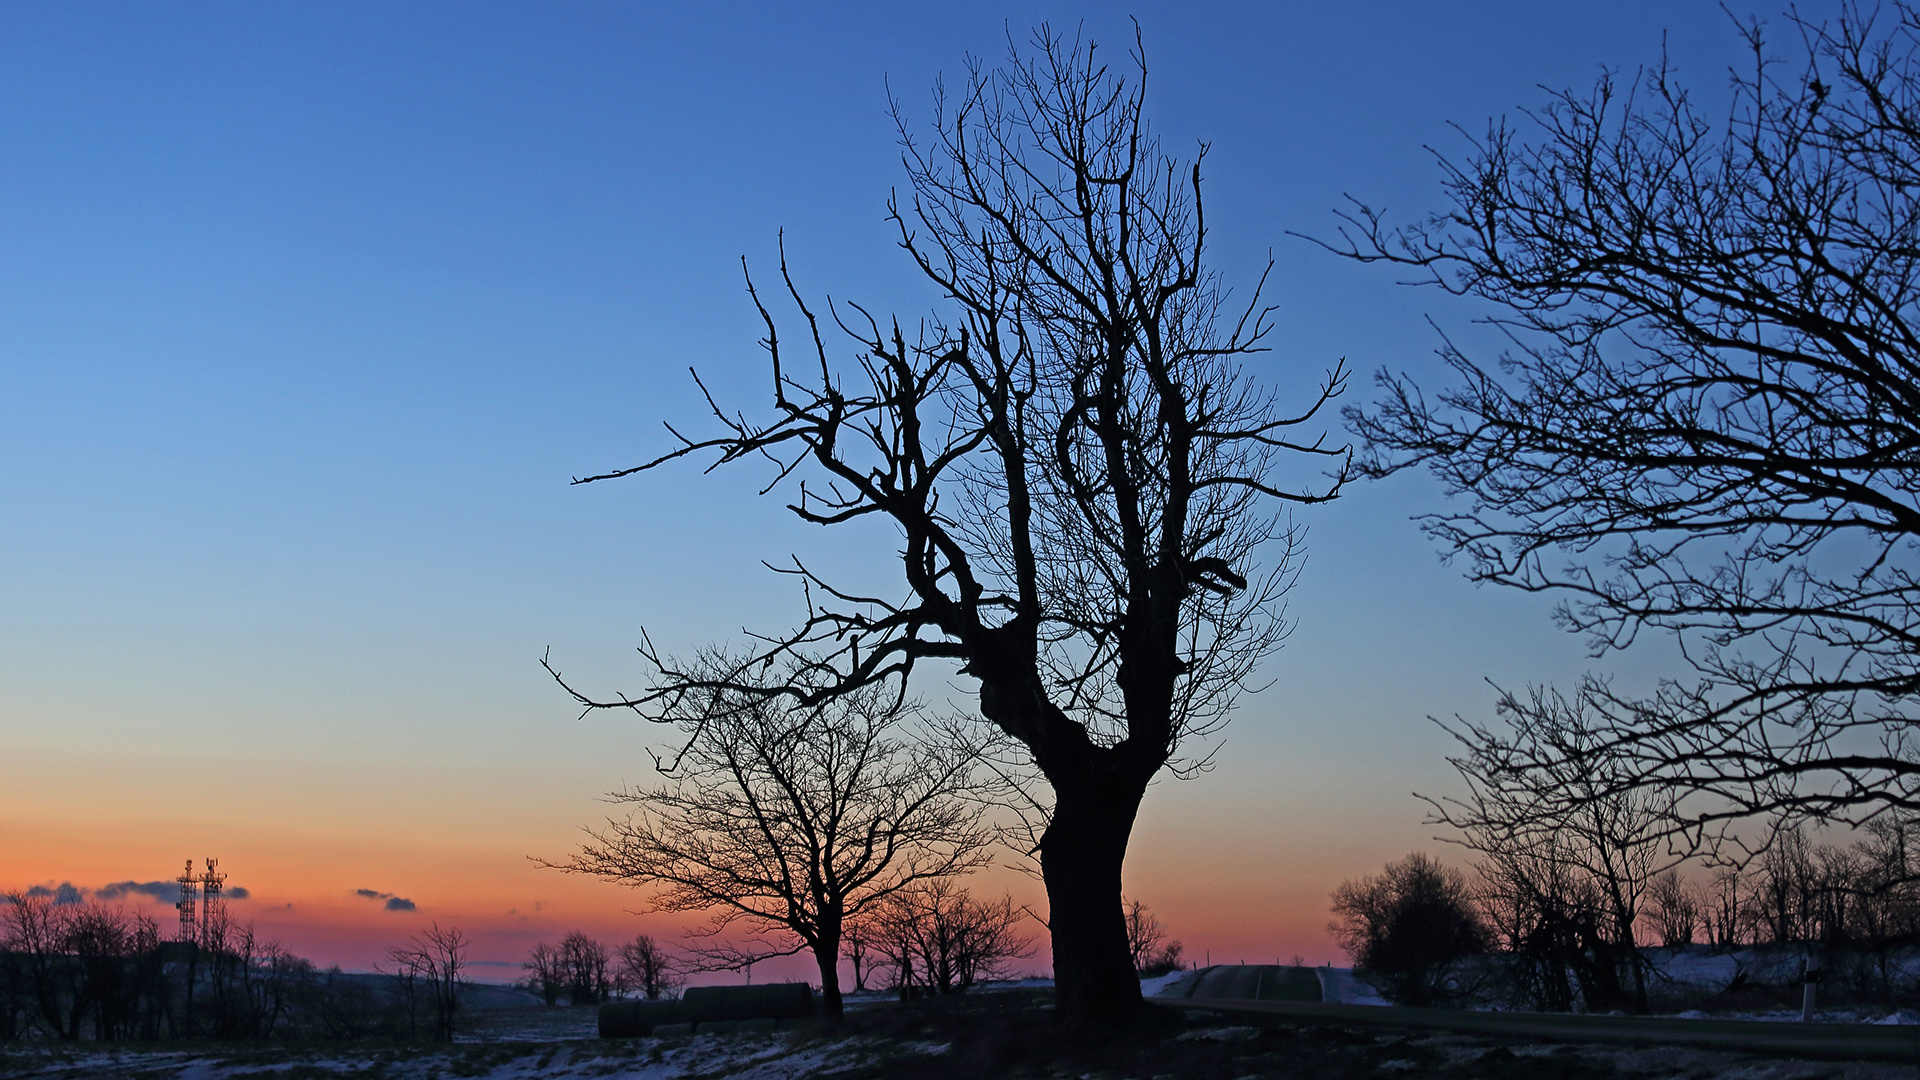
[6,989,1920,1080]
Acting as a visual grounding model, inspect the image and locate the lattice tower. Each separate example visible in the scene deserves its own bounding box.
[199,857,225,945]
[175,859,198,944]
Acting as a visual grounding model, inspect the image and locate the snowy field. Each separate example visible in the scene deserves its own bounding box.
[11,968,1920,1079]
[0,1032,957,1080]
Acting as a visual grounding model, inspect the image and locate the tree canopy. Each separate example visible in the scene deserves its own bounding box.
[1330,4,1920,851]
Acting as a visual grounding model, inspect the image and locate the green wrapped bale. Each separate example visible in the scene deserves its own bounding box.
[681,983,816,1022]
[653,1021,696,1036]
[598,998,687,1037]
[695,1017,780,1034]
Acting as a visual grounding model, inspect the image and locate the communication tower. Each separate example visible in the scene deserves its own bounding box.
[199,857,225,944]
[175,859,198,944]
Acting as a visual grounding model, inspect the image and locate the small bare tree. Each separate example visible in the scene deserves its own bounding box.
[522,942,562,1006]
[384,924,465,1043]
[1122,898,1164,972]
[1474,838,1599,1012]
[1121,898,1183,974]
[3,891,83,1041]
[842,921,875,993]
[549,666,996,1018]
[1427,688,1677,1012]
[617,934,680,1000]
[1644,870,1700,948]
[875,879,1033,996]
[555,932,609,1006]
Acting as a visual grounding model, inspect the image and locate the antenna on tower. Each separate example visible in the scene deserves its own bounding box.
[199,857,225,946]
[176,859,199,944]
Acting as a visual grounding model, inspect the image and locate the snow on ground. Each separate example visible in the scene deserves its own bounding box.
[1315,966,1391,1006]
[1138,971,1189,997]
[1147,956,1920,1021]
[4,1033,955,1080]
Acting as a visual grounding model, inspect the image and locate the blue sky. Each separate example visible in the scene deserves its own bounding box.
[0,1,1814,969]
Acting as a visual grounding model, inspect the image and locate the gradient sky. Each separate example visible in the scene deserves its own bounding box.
[0,1,1816,981]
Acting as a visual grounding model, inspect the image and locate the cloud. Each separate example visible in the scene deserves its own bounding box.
[355,888,416,912]
[10,880,246,910]
[97,880,180,904]
[94,880,248,904]
[26,883,85,906]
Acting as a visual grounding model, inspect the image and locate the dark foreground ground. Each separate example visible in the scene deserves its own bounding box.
[5,990,1919,1079]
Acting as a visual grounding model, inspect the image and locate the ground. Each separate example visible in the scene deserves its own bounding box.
[5,991,1920,1079]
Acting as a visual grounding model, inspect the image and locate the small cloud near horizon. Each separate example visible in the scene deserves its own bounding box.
[354,888,416,912]
[97,880,179,904]
[92,880,251,904]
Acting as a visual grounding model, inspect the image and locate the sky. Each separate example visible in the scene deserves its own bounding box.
[0,0,1829,981]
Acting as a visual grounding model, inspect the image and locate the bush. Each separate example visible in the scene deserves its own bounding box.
[1330,853,1487,1006]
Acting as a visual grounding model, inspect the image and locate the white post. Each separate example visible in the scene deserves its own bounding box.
[1802,951,1821,1022]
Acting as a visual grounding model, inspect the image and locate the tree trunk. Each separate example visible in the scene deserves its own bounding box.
[1042,775,1148,1022]
[815,940,844,1019]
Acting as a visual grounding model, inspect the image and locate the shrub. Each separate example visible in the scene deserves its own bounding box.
[1330,853,1487,1005]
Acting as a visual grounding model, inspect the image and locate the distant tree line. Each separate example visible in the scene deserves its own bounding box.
[1334,815,1920,1014]
[1,890,468,1044]
[521,884,1037,1009]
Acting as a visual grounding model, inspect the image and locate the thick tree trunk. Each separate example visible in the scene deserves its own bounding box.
[1042,774,1148,1022]
[814,942,844,1019]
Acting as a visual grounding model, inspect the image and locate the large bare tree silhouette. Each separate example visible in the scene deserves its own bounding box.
[554,26,1348,1020]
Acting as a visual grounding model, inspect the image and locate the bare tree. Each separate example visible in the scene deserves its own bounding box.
[1644,870,1700,948]
[522,941,562,1006]
[616,933,680,1000]
[3,891,83,1041]
[874,879,1033,996]
[420,924,466,1042]
[550,24,1349,1022]
[380,944,423,1040]
[1705,869,1745,948]
[1122,898,1165,973]
[555,931,609,1006]
[842,920,875,993]
[386,924,465,1042]
[1427,688,1676,1011]
[1474,838,1597,1011]
[1328,3,1920,854]
[1121,897,1182,974]
[548,668,996,1018]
